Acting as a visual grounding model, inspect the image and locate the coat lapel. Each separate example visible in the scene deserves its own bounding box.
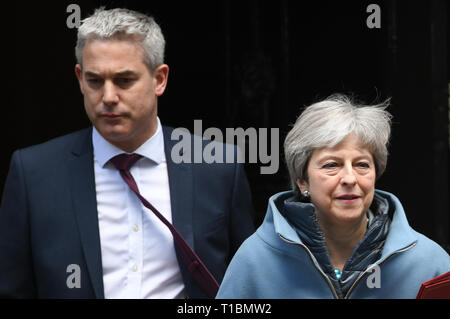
[67,128,105,299]
[162,126,195,250]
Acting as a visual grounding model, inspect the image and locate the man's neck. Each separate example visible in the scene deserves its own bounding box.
[108,119,159,153]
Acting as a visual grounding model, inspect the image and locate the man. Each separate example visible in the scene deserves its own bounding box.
[0,8,255,298]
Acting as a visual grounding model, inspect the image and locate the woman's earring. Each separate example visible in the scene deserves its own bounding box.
[302,190,310,198]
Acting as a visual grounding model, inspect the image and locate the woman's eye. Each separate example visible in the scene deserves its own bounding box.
[323,162,338,169]
[356,162,370,168]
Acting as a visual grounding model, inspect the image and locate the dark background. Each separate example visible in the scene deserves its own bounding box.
[5,0,449,252]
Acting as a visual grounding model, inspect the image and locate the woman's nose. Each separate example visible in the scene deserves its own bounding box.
[340,164,357,185]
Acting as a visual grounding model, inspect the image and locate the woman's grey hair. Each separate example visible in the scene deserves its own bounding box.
[284,94,392,193]
[75,7,165,73]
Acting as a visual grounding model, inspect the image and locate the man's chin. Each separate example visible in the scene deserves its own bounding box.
[96,125,131,143]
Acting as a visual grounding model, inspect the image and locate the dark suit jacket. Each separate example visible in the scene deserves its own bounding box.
[0,126,255,298]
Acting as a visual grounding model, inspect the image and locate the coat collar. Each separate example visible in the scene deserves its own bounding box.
[374,190,418,259]
[92,117,165,167]
[266,189,418,260]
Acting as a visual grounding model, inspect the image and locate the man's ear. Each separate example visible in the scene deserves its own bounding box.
[153,64,169,96]
[75,64,85,95]
[296,178,309,194]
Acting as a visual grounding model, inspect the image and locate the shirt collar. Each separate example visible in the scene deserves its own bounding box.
[92,117,165,168]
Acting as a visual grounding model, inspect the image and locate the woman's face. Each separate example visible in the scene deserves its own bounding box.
[297,134,376,226]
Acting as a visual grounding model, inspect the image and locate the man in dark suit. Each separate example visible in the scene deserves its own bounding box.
[0,7,254,298]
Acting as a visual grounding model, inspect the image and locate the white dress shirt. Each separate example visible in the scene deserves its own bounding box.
[92,118,186,299]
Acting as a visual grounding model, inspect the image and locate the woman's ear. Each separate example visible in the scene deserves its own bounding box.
[296,179,309,194]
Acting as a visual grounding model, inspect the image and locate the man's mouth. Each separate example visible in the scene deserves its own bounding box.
[100,112,122,119]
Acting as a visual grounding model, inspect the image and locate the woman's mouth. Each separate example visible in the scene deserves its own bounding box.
[336,194,361,203]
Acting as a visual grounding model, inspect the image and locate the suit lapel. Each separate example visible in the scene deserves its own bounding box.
[67,128,105,299]
[162,126,195,250]
[65,126,195,298]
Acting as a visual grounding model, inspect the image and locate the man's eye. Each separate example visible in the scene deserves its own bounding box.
[87,79,102,84]
[117,78,134,84]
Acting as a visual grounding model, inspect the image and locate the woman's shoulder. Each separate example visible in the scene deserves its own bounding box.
[376,189,449,260]
[412,230,450,261]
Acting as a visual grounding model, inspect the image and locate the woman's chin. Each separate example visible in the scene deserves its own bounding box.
[330,208,366,225]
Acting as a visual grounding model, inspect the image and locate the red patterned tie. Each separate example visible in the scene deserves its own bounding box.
[110,153,219,298]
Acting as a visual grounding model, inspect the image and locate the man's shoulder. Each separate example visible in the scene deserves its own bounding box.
[15,127,92,162]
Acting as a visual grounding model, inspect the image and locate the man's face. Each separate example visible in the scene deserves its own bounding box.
[75,39,169,152]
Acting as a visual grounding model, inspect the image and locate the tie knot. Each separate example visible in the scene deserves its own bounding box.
[110,153,142,171]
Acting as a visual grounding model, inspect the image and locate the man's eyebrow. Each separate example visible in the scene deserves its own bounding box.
[83,70,138,77]
[84,71,100,78]
[115,70,138,77]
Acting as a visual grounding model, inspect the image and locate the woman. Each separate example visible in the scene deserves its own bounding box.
[216,94,450,299]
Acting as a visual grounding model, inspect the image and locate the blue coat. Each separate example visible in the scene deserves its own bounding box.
[0,126,255,298]
[217,190,450,299]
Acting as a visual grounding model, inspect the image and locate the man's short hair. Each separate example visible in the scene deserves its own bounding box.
[75,7,165,73]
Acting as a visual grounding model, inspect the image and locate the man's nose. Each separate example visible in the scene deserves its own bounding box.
[102,81,119,106]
